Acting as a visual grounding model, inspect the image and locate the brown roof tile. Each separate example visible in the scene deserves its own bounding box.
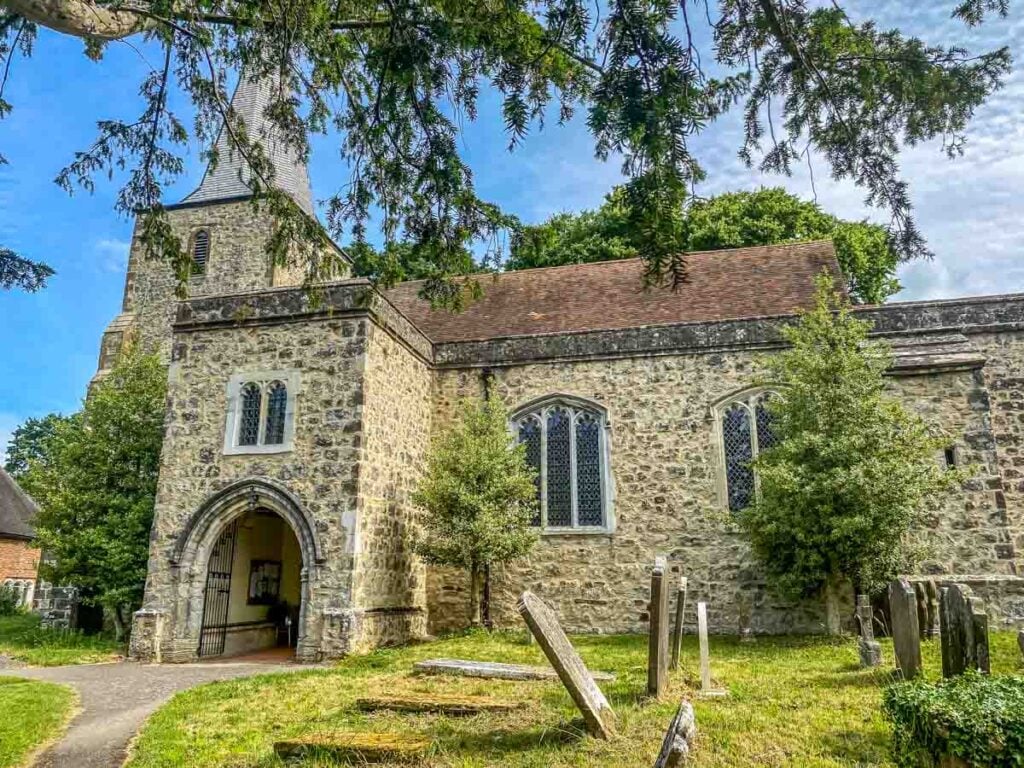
[385,240,844,343]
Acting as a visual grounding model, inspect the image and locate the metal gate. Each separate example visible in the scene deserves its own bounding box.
[198,520,238,658]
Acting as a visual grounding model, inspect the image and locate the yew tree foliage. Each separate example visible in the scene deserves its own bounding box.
[413,398,538,622]
[508,186,900,303]
[0,1,1013,300]
[736,275,960,599]
[20,351,167,618]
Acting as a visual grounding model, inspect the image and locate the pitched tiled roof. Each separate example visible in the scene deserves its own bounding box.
[0,468,37,540]
[385,241,844,343]
[180,73,315,216]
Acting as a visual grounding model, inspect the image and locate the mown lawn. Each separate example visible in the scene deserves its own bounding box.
[126,630,1024,768]
[0,613,122,667]
[0,676,76,767]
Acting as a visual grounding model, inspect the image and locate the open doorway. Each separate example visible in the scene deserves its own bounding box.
[198,507,303,658]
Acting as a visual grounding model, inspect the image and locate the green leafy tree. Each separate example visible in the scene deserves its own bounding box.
[508,187,900,304]
[413,398,538,626]
[737,274,960,633]
[20,350,167,639]
[3,412,76,479]
[0,2,1010,297]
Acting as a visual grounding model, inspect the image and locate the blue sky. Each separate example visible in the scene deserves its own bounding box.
[2,1,1024,458]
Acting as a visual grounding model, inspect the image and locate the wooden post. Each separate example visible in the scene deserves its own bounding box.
[670,576,687,671]
[647,557,670,698]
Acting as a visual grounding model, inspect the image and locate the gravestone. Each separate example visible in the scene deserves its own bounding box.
[518,590,616,739]
[1018,629,1024,660]
[697,601,727,697]
[653,700,697,768]
[356,694,523,715]
[914,582,929,642]
[414,658,615,682]
[888,579,921,679]
[274,733,430,762]
[670,576,687,671]
[856,593,882,668]
[926,580,940,638]
[939,583,990,678]
[648,557,670,698]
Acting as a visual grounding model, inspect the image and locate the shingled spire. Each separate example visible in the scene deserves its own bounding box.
[181,73,314,216]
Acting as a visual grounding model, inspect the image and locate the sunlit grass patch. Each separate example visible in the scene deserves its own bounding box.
[0,676,76,767]
[126,629,1024,767]
[0,613,122,667]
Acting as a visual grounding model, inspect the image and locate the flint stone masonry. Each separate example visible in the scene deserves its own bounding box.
[413,658,615,682]
[888,580,921,679]
[518,591,615,740]
[654,701,697,768]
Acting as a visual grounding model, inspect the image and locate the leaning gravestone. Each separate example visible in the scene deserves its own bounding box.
[940,583,990,677]
[648,557,670,698]
[855,594,882,668]
[914,582,929,642]
[670,576,688,671]
[888,579,921,680]
[653,700,697,768]
[518,591,616,739]
[414,658,615,682]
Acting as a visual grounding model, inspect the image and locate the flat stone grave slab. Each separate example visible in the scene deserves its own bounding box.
[518,590,616,739]
[355,693,524,715]
[654,700,697,768]
[274,732,431,763]
[414,658,615,682]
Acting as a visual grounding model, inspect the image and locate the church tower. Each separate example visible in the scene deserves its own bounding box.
[93,74,346,379]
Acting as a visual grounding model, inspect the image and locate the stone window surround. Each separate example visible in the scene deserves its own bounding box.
[3,578,35,608]
[188,225,214,281]
[710,384,780,511]
[223,370,301,455]
[510,393,616,536]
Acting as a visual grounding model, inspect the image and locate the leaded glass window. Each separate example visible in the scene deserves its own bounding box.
[264,381,288,445]
[512,397,611,531]
[239,383,262,446]
[226,372,299,454]
[717,389,781,512]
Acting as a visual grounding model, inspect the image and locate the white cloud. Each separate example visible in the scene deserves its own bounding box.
[94,237,131,274]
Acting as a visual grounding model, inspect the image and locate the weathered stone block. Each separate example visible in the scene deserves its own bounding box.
[654,700,697,767]
[273,732,430,762]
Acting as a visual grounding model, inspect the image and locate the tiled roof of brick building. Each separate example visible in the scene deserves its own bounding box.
[385,240,843,343]
[0,468,37,540]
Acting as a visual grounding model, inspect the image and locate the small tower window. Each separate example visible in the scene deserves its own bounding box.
[192,229,210,275]
[224,371,301,455]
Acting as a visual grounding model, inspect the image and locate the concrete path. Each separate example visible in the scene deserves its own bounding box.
[10,658,317,768]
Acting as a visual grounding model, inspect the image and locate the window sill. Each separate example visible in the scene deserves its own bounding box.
[538,526,614,537]
[223,444,294,456]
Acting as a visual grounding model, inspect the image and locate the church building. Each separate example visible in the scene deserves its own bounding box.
[95,75,1024,662]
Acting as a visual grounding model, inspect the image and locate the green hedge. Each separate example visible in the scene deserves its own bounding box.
[883,672,1024,767]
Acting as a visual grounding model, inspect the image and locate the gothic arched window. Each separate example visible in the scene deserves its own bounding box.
[512,395,613,532]
[714,388,780,512]
[192,229,211,274]
[224,372,301,454]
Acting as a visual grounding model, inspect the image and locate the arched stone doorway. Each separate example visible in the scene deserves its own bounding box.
[169,479,323,661]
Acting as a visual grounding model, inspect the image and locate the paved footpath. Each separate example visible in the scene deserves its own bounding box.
[9,658,317,768]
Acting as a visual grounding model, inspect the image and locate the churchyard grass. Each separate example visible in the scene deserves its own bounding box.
[126,630,1024,768]
[0,613,122,666]
[0,676,75,767]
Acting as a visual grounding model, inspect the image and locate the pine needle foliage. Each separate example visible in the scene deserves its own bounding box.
[413,398,538,625]
[737,274,962,617]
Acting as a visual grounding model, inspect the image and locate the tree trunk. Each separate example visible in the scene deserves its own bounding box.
[824,575,845,636]
[111,605,126,642]
[468,565,482,627]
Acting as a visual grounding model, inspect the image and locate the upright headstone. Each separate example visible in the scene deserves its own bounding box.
[939,583,990,678]
[888,579,921,680]
[914,582,929,642]
[697,602,726,697]
[517,591,616,739]
[737,590,755,643]
[653,700,697,768]
[856,593,882,668]
[670,576,687,671]
[1017,629,1024,660]
[648,557,670,698]
[926,580,940,638]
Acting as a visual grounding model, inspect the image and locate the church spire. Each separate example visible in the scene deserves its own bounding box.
[180,73,314,216]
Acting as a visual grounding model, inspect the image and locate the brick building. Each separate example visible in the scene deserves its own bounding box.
[90,74,1024,663]
[0,468,40,608]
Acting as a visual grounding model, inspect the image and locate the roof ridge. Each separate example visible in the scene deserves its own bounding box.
[388,238,837,290]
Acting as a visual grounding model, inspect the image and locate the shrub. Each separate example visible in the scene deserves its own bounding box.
[0,584,22,616]
[883,672,1024,767]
